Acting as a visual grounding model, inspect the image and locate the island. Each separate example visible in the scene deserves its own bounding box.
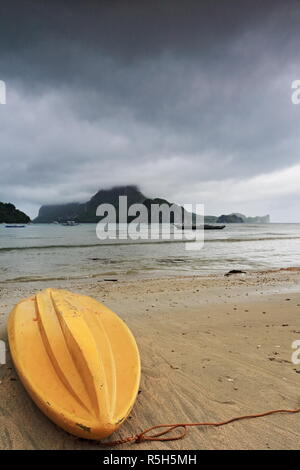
[0,202,31,224]
[33,185,270,224]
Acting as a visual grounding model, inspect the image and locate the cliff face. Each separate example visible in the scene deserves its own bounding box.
[35,202,82,223]
[34,186,192,224]
[0,202,31,223]
[34,186,195,223]
[34,186,149,223]
[82,185,146,222]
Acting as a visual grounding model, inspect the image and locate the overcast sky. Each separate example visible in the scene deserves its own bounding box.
[0,0,300,221]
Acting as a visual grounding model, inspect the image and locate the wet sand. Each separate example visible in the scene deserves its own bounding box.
[1,269,300,450]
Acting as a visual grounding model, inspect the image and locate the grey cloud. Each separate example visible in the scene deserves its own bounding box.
[0,0,300,220]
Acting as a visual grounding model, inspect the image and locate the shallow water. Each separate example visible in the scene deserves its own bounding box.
[1,223,300,282]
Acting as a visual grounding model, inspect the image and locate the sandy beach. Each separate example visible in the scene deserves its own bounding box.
[1,268,300,450]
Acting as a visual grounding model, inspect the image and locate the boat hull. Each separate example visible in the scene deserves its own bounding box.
[8,288,141,440]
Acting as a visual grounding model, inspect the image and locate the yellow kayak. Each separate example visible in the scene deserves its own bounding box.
[7,288,141,440]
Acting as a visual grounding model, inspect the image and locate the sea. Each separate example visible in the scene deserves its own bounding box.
[1,223,300,283]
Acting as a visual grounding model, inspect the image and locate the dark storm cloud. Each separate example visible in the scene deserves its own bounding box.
[0,0,300,220]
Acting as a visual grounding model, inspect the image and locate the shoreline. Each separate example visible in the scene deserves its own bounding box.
[1,268,300,449]
[2,264,300,285]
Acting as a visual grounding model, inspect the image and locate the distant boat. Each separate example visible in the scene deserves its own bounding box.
[60,220,79,226]
[5,225,26,228]
[175,224,225,230]
[204,224,225,230]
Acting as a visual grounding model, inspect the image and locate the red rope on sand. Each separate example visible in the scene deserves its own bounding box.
[100,406,300,446]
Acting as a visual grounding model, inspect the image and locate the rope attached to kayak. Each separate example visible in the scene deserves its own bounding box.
[100,406,300,446]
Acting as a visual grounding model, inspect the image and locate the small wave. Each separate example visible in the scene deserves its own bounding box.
[1,235,300,254]
[205,236,300,243]
[2,275,88,283]
[0,238,196,253]
[1,270,122,283]
[0,243,101,252]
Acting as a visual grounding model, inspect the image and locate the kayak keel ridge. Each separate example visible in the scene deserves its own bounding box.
[7,288,141,440]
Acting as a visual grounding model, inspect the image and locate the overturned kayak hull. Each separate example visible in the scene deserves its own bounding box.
[8,288,141,440]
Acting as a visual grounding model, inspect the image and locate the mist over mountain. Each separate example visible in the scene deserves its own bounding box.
[34,186,146,223]
[34,185,269,224]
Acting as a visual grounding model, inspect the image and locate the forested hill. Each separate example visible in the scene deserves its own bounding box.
[0,202,31,223]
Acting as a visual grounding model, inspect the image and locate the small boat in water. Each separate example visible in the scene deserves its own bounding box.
[204,224,225,230]
[61,220,79,226]
[175,224,225,230]
[5,225,26,228]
